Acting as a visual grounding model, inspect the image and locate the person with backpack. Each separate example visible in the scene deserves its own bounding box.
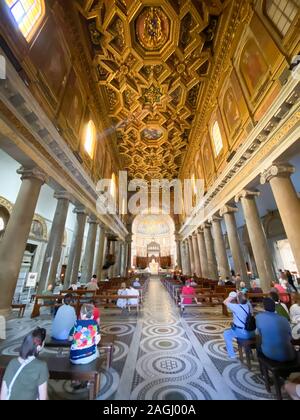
[0,327,48,400]
[223,291,256,359]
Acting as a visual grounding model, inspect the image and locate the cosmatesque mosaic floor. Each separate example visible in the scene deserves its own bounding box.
[0,277,281,400]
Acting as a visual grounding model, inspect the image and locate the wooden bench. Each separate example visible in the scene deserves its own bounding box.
[0,354,101,400]
[257,351,300,400]
[11,304,26,318]
[45,334,115,369]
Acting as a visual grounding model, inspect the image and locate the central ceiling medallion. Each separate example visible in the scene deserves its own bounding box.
[141,128,163,141]
[142,85,162,106]
[136,7,170,50]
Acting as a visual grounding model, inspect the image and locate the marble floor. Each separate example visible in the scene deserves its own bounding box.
[0,276,281,400]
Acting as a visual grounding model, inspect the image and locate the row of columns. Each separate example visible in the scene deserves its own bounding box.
[178,163,300,292]
[0,166,128,315]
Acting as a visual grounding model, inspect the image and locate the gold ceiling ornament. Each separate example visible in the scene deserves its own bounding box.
[136,7,170,51]
[75,0,227,180]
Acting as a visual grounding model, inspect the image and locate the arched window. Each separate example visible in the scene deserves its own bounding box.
[0,217,4,231]
[212,121,223,157]
[84,120,96,159]
[265,0,300,37]
[111,173,116,199]
[5,0,45,41]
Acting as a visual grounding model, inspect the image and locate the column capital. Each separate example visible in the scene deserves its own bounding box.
[17,166,47,183]
[73,206,86,215]
[197,227,204,235]
[192,231,198,237]
[175,234,182,242]
[260,163,295,185]
[54,190,73,201]
[235,189,260,203]
[208,215,222,224]
[219,205,238,217]
[87,216,98,224]
[201,222,212,230]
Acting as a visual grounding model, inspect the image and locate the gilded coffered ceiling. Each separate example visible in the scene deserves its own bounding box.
[76,0,227,180]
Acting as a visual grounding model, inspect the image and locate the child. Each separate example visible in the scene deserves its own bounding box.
[69,304,101,365]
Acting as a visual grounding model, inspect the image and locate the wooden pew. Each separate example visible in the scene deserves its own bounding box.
[11,304,26,318]
[0,354,101,400]
[45,334,115,369]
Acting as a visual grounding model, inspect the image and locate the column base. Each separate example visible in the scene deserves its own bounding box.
[0,307,12,318]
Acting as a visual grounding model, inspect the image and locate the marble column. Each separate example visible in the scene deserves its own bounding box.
[64,207,87,287]
[261,163,300,275]
[0,167,46,315]
[203,223,218,280]
[197,228,209,279]
[37,191,70,293]
[126,234,132,275]
[81,217,98,283]
[109,240,116,278]
[94,224,106,281]
[114,241,122,277]
[236,190,276,292]
[192,232,202,277]
[175,235,182,271]
[183,239,191,275]
[209,215,231,280]
[220,205,249,286]
[187,236,195,275]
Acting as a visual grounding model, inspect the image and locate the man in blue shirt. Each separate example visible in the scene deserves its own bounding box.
[51,294,77,341]
[256,298,296,362]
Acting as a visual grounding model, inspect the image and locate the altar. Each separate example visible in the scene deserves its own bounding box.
[149,259,159,275]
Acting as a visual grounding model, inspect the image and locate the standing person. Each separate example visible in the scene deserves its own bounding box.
[290,294,300,340]
[286,270,298,293]
[0,328,48,400]
[69,304,101,365]
[270,281,290,304]
[181,280,196,305]
[223,291,256,359]
[279,269,287,284]
[256,298,296,362]
[51,294,77,341]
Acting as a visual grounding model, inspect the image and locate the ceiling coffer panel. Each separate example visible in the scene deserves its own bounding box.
[80,0,224,180]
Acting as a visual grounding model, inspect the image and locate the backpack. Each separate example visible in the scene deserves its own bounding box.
[240,305,256,331]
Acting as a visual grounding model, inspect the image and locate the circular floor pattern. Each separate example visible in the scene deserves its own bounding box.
[203,338,238,361]
[100,323,135,336]
[140,336,192,354]
[130,379,218,400]
[97,368,120,400]
[143,325,185,338]
[222,364,273,400]
[108,340,129,362]
[135,351,202,381]
[190,322,230,335]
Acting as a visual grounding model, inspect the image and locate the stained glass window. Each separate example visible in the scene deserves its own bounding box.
[84,120,96,159]
[212,121,223,157]
[265,0,300,37]
[5,0,44,41]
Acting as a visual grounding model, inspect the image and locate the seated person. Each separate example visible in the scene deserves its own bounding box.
[68,283,78,291]
[0,328,48,400]
[133,278,141,288]
[223,291,255,359]
[238,281,248,294]
[127,285,140,307]
[290,294,300,340]
[269,291,290,321]
[271,281,290,304]
[69,304,101,365]
[190,278,197,287]
[256,298,296,362]
[117,282,129,309]
[284,378,300,400]
[86,275,99,291]
[250,280,263,294]
[225,277,234,286]
[181,281,196,304]
[51,294,77,341]
[89,299,100,326]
